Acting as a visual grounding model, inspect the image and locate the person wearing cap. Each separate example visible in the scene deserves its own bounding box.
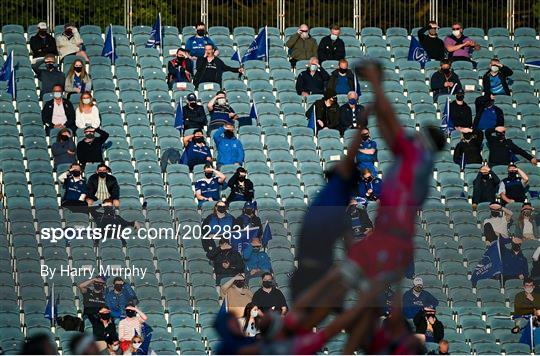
[30,22,58,59]
[452,128,483,167]
[207,237,245,285]
[486,126,537,167]
[430,59,462,102]
[193,44,243,87]
[515,203,540,240]
[305,87,340,132]
[226,167,254,203]
[402,277,439,319]
[41,84,77,135]
[286,24,318,68]
[483,201,513,240]
[473,95,504,132]
[182,93,207,130]
[201,201,236,254]
[317,25,346,64]
[182,129,212,171]
[167,48,193,89]
[243,237,273,280]
[195,164,226,206]
[235,201,263,238]
[482,58,513,96]
[86,164,120,207]
[355,128,378,177]
[345,197,373,244]
[327,59,356,95]
[499,164,530,205]
[55,24,90,62]
[296,57,330,96]
[213,123,244,168]
[339,91,365,134]
[413,307,445,343]
[76,126,109,170]
[208,91,238,131]
[32,53,66,100]
[449,91,473,131]
[418,21,446,61]
[77,277,107,330]
[472,165,501,208]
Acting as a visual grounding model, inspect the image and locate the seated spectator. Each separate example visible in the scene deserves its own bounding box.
[473,95,504,132]
[86,164,120,207]
[235,201,263,238]
[514,278,540,316]
[358,168,382,202]
[118,305,147,352]
[418,21,446,61]
[483,202,513,240]
[327,59,355,95]
[516,309,540,348]
[208,91,238,131]
[92,307,117,351]
[295,57,330,96]
[167,48,193,89]
[102,335,121,355]
[402,277,439,319]
[201,202,236,253]
[89,199,140,247]
[193,44,243,87]
[75,92,101,130]
[482,58,513,96]
[413,308,444,343]
[30,22,58,59]
[305,88,340,131]
[52,128,77,168]
[195,164,226,206]
[182,129,212,170]
[77,277,107,331]
[472,166,500,209]
[317,24,345,63]
[452,128,483,167]
[239,303,262,337]
[444,22,480,63]
[355,128,378,176]
[486,126,537,167]
[213,124,244,168]
[55,24,90,62]
[339,91,364,134]
[220,274,253,318]
[345,197,373,243]
[502,238,528,282]
[428,340,450,355]
[243,237,272,279]
[124,335,144,356]
[450,91,473,131]
[252,273,288,315]
[76,126,109,169]
[68,334,100,355]
[227,167,254,203]
[65,59,92,98]
[208,238,245,285]
[104,277,138,319]
[58,163,88,212]
[185,22,217,59]
[499,164,529,205]
[41,84,76,135]
[285,24,318,68]
[516,203,540,240]
[32,54,65,99]
[430,59,462,102]
[183,93,207,130]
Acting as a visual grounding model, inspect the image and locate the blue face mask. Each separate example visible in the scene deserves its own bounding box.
[348,99,357,106]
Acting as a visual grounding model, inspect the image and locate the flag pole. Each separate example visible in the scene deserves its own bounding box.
[265,25,269,64]
[158,13,163,56]
[51,283,55,328]
[110,24,115,65]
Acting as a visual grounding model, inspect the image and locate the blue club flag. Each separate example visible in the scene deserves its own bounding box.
[231,49,241,64]
[44,284,58,323]
[261,220,272,247]
[440,96,454,135]
[408,36,430,68]
[241,26,269,62]
[525,60,540,69]
[470,238,503,286]
[307,105,317,135]
[354,73,362,97]
[231,226,260,253]
[249,103,257,121]
[174,97,184,132]
[0,50,16,98]
[134,323,153,355]
[101,24,117,63]
[146,13,162,52]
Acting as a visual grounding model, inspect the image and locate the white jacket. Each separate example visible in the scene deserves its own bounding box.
[56,29,83,59]
[76,106,101,129]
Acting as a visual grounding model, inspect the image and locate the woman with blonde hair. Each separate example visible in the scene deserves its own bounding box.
[65,59,92,98]
[75,91,100,130]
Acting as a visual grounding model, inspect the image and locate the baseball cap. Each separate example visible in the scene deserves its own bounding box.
[413,277,423,286]
[37,22,47,30]
[489,202,502,210]
[243,201,257,210]
[186,93,197,102]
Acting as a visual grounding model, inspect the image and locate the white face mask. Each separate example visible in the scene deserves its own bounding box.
[452,30,461,37]
[82,98,92,105]
[330,34,338,41]
[53,92,62,99]
[310,64,318,71]
[525,287,535,294]
[112,345,119,351]
[217,98,226,105]
[491,65,500,73]
[250,310,259,318]
[133,342,142,349]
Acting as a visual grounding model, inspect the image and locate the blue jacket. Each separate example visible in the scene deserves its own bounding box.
[502,247,529,278]
[402,289,439,319]
[242,244,272,273]
[356,139,378,163]
[358,177,383,201]
[185,35,216,58]
[213,126,244,166]
[104,284,138,319]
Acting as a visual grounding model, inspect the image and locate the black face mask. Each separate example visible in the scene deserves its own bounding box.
[46,63,55,70]
[224,130,235,139]
[64,29,73,37]
[196,29,205,36]
[204,172,213,179]
[217,206,227,214]
[456,94,465,101]
[262,281,273,288]
[125,310,136,318]
[512,243,521,252]
[189,102,197,108]
[74,67,83,73]
[98,172,108,178]
[491,211,502,218]
[71,170,81,177]
[194,136,205,144]
[99,313,111,321]
[496,132,505,140]
[94,283,103,291]
[39,30,47,36]
[114,284,123,292]
[104,206,115,216]
[176,56,184,62]
[508,172,518,179]
[364,176,373,182]
[244,208,254,215]
[463,133,473,140]
[442,68,450,74]
[233,280,245,288]
[481,173,490,179]
[362,134,370,141]
[338,68,348,74]
[238,175,246,182]
[61,135,70,141]
[85,133,95,139]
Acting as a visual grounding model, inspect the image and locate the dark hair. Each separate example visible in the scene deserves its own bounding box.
[195,21,205,28]
[241,302,260,333]
[524,277,535,285]
[56,128,72,143]
[113,277,123,283]
[261,272,273,280]
[22,333,57,354]
[423,126,446,152]
[330,24,340,31]
[97,163,110,172]
[70,162,81,169]
[204,163,213,169]
[52,83,63,91]
[193,129,203,135]
[440,59,451,66]
[103,198,114,205]
[105,335,119,345]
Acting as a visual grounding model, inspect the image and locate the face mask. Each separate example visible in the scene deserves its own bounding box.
[71,170,81,177]
[112,345,119,351]
[204,172,213,179]
[330,34,338,41]
[456,94,465,101]
[104,206,115,216]
[338,68,347,74]
[61,135,70,141]
[362,134,370,141]
[98,172,108,178]
[53,92,62,99]
[233,280,245,288]
[74,66,83,73]
[508,172,518,179]
[523,210,532,217]
[348,99,357,106]
[512,243,521,252]
[452,30,461,37]
[252,246,261,251]
[39,30,47,36]
[491,211,502,218]
[250,310,259,318]
[262,281,273,288]
[94,283,102,291]
[46,63,55,70]
[463,133,473,140]
[491,65,500,73]
[310,64,318,71]
[364,176,372,182]
[428,29,437,36]
[99,313,110,321]
[125,310,137,318]
[217,206,227,214]
[224,130,234,139]
[64,29,73,37]
[82,98,92,105]
[217,98,227,105]
[525,287,535,294]
[85,133,94,139]
[496,132,505,140]
[244,208,254,215]
[238,175,246,182]
[133,342,141,349]
[189,102,197,108]
[413,286,422,293]
[196,29,205,36]
[114,284,123,292]
[194,136,205,144]
[177,56,184,61]
[442,68,450,74]
[481,173,490,179]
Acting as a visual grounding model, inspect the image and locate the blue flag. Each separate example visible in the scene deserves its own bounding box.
[470,238,503,285]
[0,50,16,98]
[134,323,153,355]
[307,105,317,135]
[174,98,184,132]
[231,226,260,253]
[146,13,162,51]
[44,284,58,322]
[408,36,430,68]
[262,221,272,247]
[101,24,117,63]
[525,60,540,69]
[241,26,268,62]
[354,73,362,97]
[440,97,454,135]
[249,103,257,121]
[231,49,241,64]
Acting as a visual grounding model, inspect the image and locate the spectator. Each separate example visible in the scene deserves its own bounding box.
[499,164,529,205]
[86,164,120,207]
[295,57,330,96]
[201,202,236,253]
[89,200,140,247]
[482,58,513,96]
[243,237,272,279]
[77,277,107,331]
[516,203,539,240]
[413,308,444,343]
[41,84,76,135]
[182,129,212,170]
[473,95,504,132]
[285,24,318,68]
[102,335,121,355]
[531,248,540,287]
[21,333,58,355]
[327,59,355,95]
[317,24,345,63]
[193,44,243,87]
[220,274,253,318]
[472,165,501,208]
[213,124,244,168]
[418,21,446,61]
[58,163,87,212]
[75,92,101,130]
[32,54,65,99]
[167,48,193,89]
[104,277,138,319]
[355,128,378,176]
[483,202,513,240]
[514,278,540,316]
[252,272,288,315]
[185,22,217,59]
[123,335,143,356]
[444,22,480,63]
[55,24,90,62]
[29,22,58,59]
[182,93,207,130]
[68,334,100,355]
[118,305,147,352]
[339,91,364,134]
[65,59,92,98]
[502,238,529,282]
[358,168,382,202]
[52,128,77,168]
[402,277,439,319]
[305,88,340,131]
[428,340,450,355]
[486,126,537,167]
[239,303,262,337]
[235,201,263,238]
[452,128,483,167]
[430,59,462,102]
[207,91,238,131]
[450,91,473,131]
[345,197,373,243]
[195,164,226,206]
[208,238,245,285]
[92,307,117,351]
[516,309,540,348]
[76,127,109,170]
[227,167,254,203]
